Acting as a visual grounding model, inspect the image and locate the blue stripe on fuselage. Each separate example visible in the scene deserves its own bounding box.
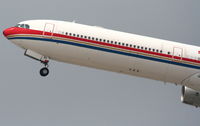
[9,36,200,70]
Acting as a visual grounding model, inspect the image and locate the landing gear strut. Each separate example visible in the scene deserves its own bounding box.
[40,60,49,77]
[24,49,50,77]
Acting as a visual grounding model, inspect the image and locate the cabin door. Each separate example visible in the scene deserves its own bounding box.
[173,47,183,60]
[43,23,55,38]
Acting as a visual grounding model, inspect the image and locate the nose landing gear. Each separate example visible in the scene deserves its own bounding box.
[40,67,49,77]
[24,49,50,77]
[40,60,49,77]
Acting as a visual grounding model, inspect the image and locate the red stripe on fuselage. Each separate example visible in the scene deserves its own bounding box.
[6,27,200,65]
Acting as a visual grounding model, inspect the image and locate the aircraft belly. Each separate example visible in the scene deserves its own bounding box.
[15,39,199,85]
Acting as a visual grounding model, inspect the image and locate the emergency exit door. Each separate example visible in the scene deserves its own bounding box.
[173,47,183,60]
[43,23,55,37]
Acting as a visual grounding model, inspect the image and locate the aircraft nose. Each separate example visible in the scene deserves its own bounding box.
[3,29,7,37]
[3,27,15,37]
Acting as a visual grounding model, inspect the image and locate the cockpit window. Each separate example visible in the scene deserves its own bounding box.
[15,24,21,27]
[25,24,30,29]
[15,24,30,29]
[21,24,25,28]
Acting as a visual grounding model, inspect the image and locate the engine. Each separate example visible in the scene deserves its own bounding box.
[181,86,200,108]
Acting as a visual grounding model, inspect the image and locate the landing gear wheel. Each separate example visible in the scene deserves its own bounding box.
[40,67,49,77]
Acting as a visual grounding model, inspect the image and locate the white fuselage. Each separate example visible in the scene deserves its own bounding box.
[4,20,200,91]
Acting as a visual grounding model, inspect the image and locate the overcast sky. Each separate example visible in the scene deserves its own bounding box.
[0,0,200,126]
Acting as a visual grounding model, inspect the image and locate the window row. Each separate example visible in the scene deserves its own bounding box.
[65,32,173,54]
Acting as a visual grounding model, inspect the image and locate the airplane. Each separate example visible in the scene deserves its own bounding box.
[3,20,200,108]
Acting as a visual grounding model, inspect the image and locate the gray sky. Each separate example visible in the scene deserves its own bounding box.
[0,0,200,126]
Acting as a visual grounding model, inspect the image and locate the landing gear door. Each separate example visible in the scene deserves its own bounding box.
[173,47,183,60]
[43,23,55,38]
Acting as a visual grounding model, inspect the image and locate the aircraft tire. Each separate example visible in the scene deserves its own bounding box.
[40,67,49,77]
